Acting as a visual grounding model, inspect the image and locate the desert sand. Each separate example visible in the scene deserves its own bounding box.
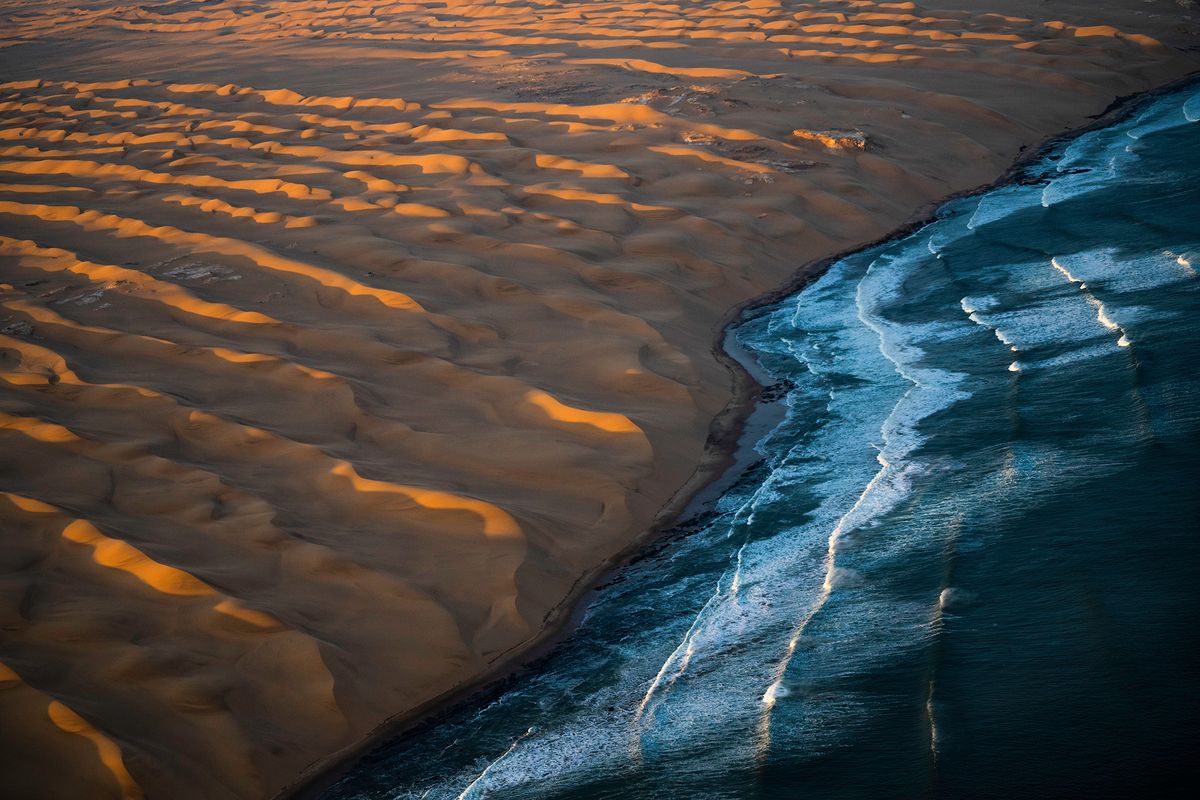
[0,1,1196,798]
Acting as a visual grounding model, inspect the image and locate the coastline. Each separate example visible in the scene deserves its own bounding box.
[277,69,1200,800]
[3,3,1199,796]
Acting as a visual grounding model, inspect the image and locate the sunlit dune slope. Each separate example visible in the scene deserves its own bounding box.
[0,1,1196,798]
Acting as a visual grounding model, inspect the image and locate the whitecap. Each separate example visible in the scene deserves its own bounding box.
[1184,92,1200,123]
[1126,97,1193,139]
[937,587,976,611]
[1054,248,1195,293]
[966,182,1042,228]
[960,295,999,314]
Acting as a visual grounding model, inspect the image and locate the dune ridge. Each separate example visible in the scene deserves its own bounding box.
[0,1,1196,798]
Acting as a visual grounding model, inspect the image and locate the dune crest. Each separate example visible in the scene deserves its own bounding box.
[0,1,1196,798]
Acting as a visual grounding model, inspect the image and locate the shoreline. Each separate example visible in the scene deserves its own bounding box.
[278,70,1200,800]
[5,4,1197,792]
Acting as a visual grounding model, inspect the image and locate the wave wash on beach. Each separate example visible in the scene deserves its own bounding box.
[0,2,1197,799]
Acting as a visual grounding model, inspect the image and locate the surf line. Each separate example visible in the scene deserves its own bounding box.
[630,483,764,758]
[456,726,535,800]
[1050,257,1131,348]
[754,445,892,757]
[960,297,1023,373]
[756,248,971,760]
[1050,256,1159,442]
[756,255,909,758]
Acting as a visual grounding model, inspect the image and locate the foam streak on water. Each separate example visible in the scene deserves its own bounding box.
[455,727,535,800]
[759,248,970,736]
[325,82,1200,800]
[1050,257,1133,347]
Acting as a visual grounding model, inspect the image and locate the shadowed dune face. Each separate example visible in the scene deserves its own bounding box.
[0,2,1196,799]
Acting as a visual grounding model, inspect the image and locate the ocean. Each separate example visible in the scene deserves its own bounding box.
[323,81,1200,800]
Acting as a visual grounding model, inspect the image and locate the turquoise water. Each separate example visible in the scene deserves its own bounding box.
[324,84,1200,799]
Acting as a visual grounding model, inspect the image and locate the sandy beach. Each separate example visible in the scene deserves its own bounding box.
[0,2,1196,798]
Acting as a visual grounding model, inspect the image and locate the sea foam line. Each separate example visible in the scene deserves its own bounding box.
[456,727,536,800]
[759,447,893,711]
[1051,257,1132,347]
[1166,249,1197,276]
[960,297,1022,371]
[632,573,724,727]
[756,252,967,755]
[631,480,766,749]
[1184,92,1199,123]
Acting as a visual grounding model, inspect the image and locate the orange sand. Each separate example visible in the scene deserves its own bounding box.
[0,2,1196,798]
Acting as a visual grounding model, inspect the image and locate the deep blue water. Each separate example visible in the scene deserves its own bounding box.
[324,84,1200,799]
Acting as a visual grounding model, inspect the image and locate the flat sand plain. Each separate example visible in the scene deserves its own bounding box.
[0,2,1196,798]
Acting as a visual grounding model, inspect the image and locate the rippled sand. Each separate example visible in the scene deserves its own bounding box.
[0,2,1196,798]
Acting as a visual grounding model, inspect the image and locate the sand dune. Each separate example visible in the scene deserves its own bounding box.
[0,1,1196,798]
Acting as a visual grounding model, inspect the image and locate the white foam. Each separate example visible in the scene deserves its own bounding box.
[925,221,973,255]
[626,336,895,758]
[960,296,1021,360]
[960,295,998,314]
[1184,92,1200,124]
[368,84,1199,798]
[756,251,971,745]
[1054,129,1115,173]
[1126,98,1193,139]
[456,727,535,800]
[1041,162,1118,208]
[1050,256,1134,349]
[938,587,975,611]
[1055,248,1195,293]
[966,183,1041,229]
[634,542,741,730]
[1176,250,1197,276]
